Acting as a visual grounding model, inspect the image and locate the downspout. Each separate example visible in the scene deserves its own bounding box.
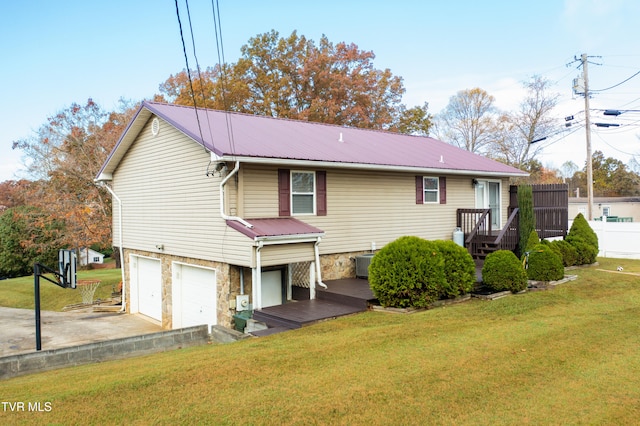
[97,182,126,313]
[220,160,253,228]
[314,237,328,289]
[253,241,264,310]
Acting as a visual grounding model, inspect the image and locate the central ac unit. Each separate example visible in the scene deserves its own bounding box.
[355,254,375,278]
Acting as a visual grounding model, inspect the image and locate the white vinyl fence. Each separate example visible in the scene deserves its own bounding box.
[567,219,640,260]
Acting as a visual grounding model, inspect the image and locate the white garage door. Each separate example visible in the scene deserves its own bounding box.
[130,256,162,322]
[172,264,217,330]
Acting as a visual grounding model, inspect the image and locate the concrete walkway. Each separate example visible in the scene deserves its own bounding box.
[0,306,162,357]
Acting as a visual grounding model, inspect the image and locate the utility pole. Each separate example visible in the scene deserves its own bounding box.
[581,53,594,220]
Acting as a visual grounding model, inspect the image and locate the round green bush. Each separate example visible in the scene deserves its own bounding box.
[549,239,578,267]
[482,250,528,293]
[568,236,598,265]
[368,236,445,308]
[526,243,564,281]
[435,240,476,299]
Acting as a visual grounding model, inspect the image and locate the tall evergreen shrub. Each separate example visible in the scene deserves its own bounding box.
[517,185,535,257]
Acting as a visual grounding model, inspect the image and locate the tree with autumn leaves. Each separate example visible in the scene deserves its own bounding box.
[158,30,433,134]
[2,99,137,276]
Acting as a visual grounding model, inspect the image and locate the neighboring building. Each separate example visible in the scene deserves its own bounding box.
[79,248,105,266]
[569,197,640,222]
[96,101,527,331]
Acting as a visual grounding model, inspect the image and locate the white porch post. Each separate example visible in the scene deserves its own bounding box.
[309,262,316,300]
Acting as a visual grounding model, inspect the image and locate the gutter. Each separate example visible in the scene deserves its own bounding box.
[219,160,253,229]
[95,181,126,313]
[213,155,529,178]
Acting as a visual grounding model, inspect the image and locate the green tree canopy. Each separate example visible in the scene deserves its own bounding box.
[0,206,63,277]
[569,151,640,197]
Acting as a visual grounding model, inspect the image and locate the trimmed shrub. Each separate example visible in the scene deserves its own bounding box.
[482,250,528,293]
[566,213,599,265]
[549,239,578,267]
[368,236,445,308]
[567,213,598,250]
[568,236,598,265]
[524,230,540,253]
[435,240,476,299]
[526,243,564,281]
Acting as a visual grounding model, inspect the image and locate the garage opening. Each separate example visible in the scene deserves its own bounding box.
[130,255,162,322]
[172,263,217,330]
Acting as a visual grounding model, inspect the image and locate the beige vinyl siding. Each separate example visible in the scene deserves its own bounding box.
[112,116,251,266]
[260,243,316,267]
[241,165,511,255]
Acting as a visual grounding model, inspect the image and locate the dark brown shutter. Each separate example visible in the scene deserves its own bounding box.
[439,176,447,204]
[278,169,290,216]
[415,176,423,204]
[316,170,327,216]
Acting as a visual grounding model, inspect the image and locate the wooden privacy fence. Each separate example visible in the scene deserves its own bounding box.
[510,184,568,239]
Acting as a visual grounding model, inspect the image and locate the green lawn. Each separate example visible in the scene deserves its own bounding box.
[1,258,640,425]
[0,268,121,311]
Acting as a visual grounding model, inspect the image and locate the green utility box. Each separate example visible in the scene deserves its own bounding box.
[233,310,252,332]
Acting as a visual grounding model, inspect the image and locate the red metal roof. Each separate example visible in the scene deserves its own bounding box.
[124,101,526,176]
[226,218,324,240]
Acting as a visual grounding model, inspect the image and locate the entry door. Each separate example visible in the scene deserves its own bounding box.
[476,181,501,229]
[261,270,283,308]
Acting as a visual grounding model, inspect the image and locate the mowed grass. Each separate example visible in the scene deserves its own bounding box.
[0,267,120,311]
[1,258,640,425]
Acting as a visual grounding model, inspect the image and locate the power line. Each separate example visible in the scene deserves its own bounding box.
[174,0,206,148]
[591,69,640,92]
[211,0,237,157]
[184,0,216,152]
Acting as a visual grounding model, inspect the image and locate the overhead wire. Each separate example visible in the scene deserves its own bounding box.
[591,69,640,92]
[174,0,206,149]
[184,0,216,152]
[211,0,237,158]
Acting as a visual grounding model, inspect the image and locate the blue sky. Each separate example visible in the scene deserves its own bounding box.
[1,0,639,181]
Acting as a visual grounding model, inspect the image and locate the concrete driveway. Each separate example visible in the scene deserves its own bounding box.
[0,307,162,356]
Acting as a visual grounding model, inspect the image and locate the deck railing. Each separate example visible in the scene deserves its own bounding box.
[457,208,491,256]
[493,208,519,251]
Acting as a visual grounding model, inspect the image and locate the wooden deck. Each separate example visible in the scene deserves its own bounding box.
[251,278,375,335]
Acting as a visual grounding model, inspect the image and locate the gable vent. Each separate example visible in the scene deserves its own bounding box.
[151,118,160,136]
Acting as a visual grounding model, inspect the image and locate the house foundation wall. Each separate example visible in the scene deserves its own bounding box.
[121,248,373,331]
[123,249,237,329]
[320,250,374,280]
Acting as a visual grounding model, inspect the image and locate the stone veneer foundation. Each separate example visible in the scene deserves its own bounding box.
[122,249,374,330]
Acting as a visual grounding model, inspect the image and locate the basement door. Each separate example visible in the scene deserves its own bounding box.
[261,269,284,308]
[130,255,162,322]
[172,264,217,330]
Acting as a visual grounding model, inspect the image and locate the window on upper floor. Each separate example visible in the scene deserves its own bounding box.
[423,177,439,203]
[415,176,446,204]
[278,169,327,217]
[291,171,315,215]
